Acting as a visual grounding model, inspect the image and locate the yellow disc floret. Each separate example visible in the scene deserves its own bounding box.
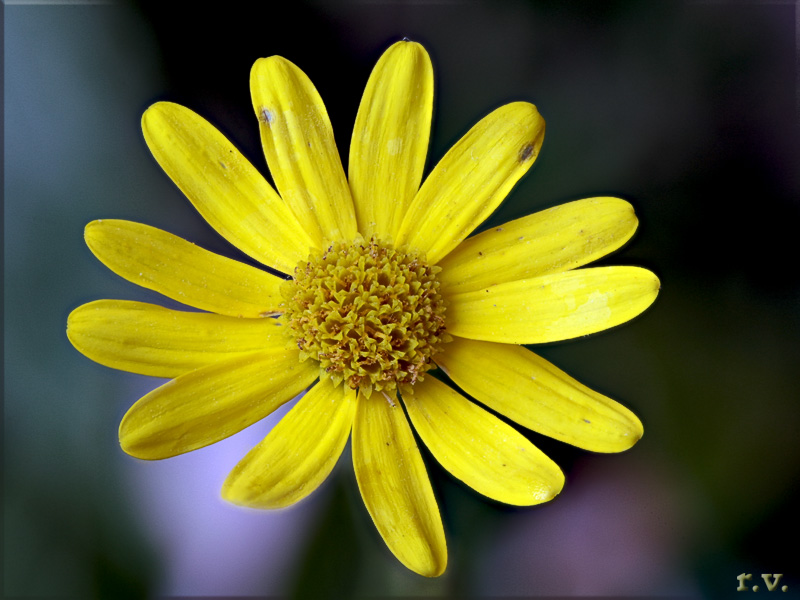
[283,237,449,398]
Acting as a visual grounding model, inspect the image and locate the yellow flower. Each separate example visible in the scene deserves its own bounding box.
[67,41,659,577]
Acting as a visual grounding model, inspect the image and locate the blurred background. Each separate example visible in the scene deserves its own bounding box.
[5,0,799,598]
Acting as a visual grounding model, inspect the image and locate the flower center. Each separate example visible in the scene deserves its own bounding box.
[282,237,449,398]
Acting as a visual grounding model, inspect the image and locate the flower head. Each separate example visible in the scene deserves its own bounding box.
[68,41,659,577]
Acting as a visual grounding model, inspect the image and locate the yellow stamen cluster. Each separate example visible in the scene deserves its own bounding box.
[283,238,449,398]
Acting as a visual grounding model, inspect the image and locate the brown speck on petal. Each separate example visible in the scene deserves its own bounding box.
[259,107,273,124]
[518,143,535,162]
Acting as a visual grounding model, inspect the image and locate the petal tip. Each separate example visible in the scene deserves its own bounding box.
[533,466,566,505]
[636,268,661,303]
[65,306,83,339]
[118,433,149,461]
[643,270,662,300]
[387,37,429,58]
[621,200,640,231]
[83,218,124,252]
[83,219,108,250]
[250,55,292,79]
[141,101,181,135]
[498,102,546,167]
[84,219,101,234]
[627,416,645,448]
[141,100,166,119]
[118,410,165,461]
[412,551,448,578]
[219,474,284,510]
[219,477,245,506]
[65,322,78,348]
[552,470,567,498]
[610,413,644,453]
[219,487,276,510]
[428,560,448,578]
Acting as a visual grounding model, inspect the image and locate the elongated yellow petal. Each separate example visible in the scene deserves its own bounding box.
[67,300,291,378]
[222,379,355,509]
[119,349,316,460]
[402,378,564,506]
[446,266,660,344]
[349,40,433,240]
[396,102,545,264]
[436,338,643,452]
[142,102,314,273]
[251,57,357,244]
[352,391,446,577]
[85,220,285,318]
[438,197,638,294]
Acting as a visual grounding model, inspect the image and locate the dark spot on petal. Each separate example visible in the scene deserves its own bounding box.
[518,143,535,162]
[219,160,227,170]
[583,419,591,423]
[259,107,273,124]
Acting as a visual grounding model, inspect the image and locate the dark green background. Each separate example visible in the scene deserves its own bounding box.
[5,1,799,598]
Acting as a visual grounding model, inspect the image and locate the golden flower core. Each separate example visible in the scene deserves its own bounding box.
[283,238,449,398]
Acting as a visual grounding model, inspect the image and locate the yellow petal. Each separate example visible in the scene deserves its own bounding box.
[251,56,357,244]
[222,379,355,509]
[349,40,433,240]
[402,378,564,506]
[446,266,660,344]
[67,300,291,378]
[352,391,446,577]
[85,220,285,318]
[119,349,317,460]
[438,197,638,294]
[436,338,643,452]
[396,102,545,264]
[142,101,314,273]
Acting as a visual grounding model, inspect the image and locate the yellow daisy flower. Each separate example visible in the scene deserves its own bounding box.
[67,40,659,577]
